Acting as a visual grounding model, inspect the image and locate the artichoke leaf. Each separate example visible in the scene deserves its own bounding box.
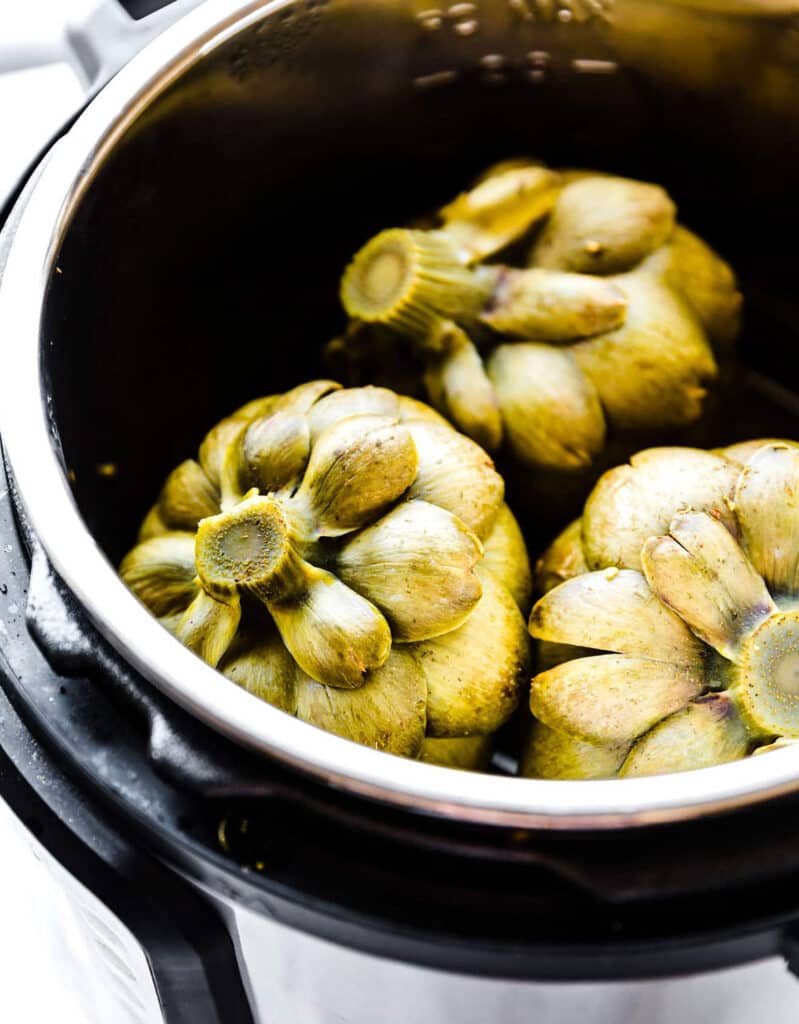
[487,343,606,470]
[406,420,504,541]
[295,647,426,757]
[335,500,483,643]
[530,568,705,667]
[417,568,529,737]
[530,654,703,746]
[293,414,418,537]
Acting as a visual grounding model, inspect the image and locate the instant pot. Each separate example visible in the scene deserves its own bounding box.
[4,1,799,1020]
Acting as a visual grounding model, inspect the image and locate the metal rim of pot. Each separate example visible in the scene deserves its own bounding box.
[2,0,799,832]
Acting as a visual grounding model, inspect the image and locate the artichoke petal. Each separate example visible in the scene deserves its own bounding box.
[295,647,426,757]
[220,632,298,713]
[481,267,627,341]
[530,654,703,746]
[417,568,529,737]
[271,379,341,415]
[733,443,799,598]
[720,438,799,467]
[423,321,503,452]
[480,502,533,612]
[396,395,450,428]
[237,411,310,497]
[158,459,220,531]
[335,500,483,643]
[620,694,749,778]
[176,587,241,668]
[138,503,170,542]
[119,532,198,616]
[572,273,717,431]
[530,568,705,666]
[294,414,418,537]
[439,164,561,263]
[641,512,775,659]
[406,420,504,541]
[199,397,278,486]
[420,734,493,771]
[268,564,392,689]
[582,447,739,571]
[487,343,606,470]
[520,721,629,780]
[535,518,587,596]
[308,385,400,441]
[530,175,676,274]
[644,226,742,349]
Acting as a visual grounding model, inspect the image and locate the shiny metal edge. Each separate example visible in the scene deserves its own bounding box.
[3,0,799,831]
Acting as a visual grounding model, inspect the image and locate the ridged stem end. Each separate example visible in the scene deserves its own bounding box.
[340,229,489,336]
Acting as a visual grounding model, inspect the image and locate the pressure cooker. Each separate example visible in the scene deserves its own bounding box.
[3,1,799,1021]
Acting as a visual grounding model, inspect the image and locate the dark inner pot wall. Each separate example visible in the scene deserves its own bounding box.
[42,4,799,565]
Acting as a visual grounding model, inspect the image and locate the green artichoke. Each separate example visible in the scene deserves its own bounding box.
[523,439,799,779]
[337,160,741,471]
[120,381,531,762]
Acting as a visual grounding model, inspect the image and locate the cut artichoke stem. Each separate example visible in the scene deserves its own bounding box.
[195,495,297,603]
[176,587,241,668]
[732,610,799,739]
[340,229,491,336]
[480,267,628,341]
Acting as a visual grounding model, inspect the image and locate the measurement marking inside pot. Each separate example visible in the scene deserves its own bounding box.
[413,70,459,88]
[572,58,619,74]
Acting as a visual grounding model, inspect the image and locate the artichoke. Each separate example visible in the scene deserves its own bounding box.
[337,160,741,471]
[120,381,531,762]
[523,439,799,779]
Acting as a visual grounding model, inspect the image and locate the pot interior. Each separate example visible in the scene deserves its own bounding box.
[44,0,799,567]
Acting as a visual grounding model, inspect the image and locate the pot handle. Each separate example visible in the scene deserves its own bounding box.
[23,533,282,798]
[0,0,202,93]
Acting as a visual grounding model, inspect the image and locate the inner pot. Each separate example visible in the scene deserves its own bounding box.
[4,0,799,828]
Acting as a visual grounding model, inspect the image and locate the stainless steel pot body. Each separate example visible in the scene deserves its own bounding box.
[3,0,799,831]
